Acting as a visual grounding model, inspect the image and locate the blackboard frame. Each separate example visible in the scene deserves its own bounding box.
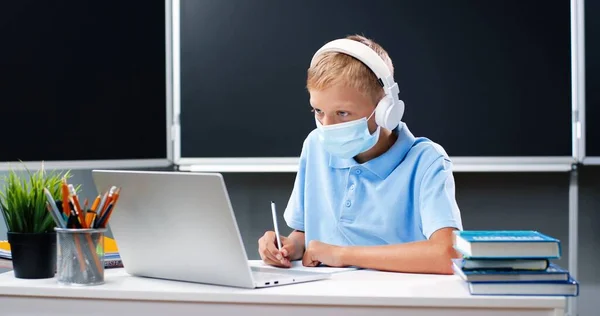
[170,0,578,172]
[0,1,174,171]
[581,0,598,165]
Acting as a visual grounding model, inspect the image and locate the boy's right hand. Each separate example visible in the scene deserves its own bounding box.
[258,231,296,268]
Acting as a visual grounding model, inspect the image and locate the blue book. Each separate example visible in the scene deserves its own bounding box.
[453,230,561,259]
[452,259,568,282]
[466,275,579,296]
[455,258,549,271]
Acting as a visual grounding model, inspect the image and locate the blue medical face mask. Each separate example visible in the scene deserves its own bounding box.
[315,110,380,159]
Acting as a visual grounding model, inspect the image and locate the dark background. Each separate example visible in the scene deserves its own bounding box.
[0,1,167,161]
[180,0,572,158]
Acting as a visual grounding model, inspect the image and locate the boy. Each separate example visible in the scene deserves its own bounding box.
[258,35,463,274]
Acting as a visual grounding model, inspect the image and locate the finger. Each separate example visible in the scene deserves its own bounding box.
[262,232,291,266]
[258,235,280,263]
[260,246,282,265]
[266,245,292,267]
[262,252,291,268]
[268,244,291,267]
[279,257,292,267]
[260,232,279,257]
[279,237,294,258]
[280,246,289,258]
[263,255,286,267]
[263,251,281,265]
[260,243,281,264]
[266,238,283,261]
[302,251,319,267]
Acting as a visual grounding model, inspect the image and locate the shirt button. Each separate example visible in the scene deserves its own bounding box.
[345,200,352,207]
[355,169,362,175]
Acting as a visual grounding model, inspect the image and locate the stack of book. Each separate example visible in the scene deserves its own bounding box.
[452,230,579,296]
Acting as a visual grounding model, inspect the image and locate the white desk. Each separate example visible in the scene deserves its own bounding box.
[0,262,565,316]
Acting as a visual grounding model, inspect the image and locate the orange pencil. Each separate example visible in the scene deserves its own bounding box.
[85,234,103,275]
[85,195,100,228]
[111,187,120,206]
[90,195,100,211]
[68,184,86,228]
[61,178,70,218]
[105,186,118,210]
[98,186,117,220]
[85,212,96,228]
[97,188,120,228]
[73,234,86,272]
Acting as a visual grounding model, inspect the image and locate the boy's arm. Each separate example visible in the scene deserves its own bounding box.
[338,228,460,274]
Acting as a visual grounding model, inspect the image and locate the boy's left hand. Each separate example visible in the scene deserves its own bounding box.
[302,240,345,267]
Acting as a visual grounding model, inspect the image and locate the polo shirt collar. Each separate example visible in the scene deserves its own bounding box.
[329,122,416,179]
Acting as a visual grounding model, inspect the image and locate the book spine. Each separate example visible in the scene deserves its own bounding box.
[104,258,123,269]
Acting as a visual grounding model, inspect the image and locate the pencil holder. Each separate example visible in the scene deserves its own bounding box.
[55,228,107,286]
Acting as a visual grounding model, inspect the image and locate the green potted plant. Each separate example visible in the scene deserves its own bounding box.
[0,164,72,279]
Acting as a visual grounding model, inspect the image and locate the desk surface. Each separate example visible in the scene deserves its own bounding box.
[0,261,565,310]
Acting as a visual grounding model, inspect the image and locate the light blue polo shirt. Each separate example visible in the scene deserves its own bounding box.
[283,122,463,247]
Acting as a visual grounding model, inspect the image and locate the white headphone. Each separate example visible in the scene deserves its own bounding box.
[310,39,405,130]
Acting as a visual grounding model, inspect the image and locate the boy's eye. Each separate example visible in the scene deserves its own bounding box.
[312,108,323,115]
[337,111,348,117]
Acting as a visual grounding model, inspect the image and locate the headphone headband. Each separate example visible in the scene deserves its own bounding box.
[310,39,400,102]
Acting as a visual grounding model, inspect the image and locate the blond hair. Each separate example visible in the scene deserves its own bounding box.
[307,35,394,104]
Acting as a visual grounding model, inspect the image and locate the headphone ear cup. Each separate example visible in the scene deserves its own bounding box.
[375,96,405,130]
[374,97,392,129]
[394,99,405,125]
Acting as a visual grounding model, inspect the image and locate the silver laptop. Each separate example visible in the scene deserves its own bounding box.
[91,169,330,288]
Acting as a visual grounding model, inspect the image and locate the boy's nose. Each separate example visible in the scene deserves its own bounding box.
[321,116,334,126]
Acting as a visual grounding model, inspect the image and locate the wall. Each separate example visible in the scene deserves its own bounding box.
[0,166,598,315]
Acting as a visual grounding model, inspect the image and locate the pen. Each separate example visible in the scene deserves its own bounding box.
[99,188,120,228]
[94,187,120,228]
[97,186,116,219]
[270,201,282,250]
[96,191,109,214]
[44,188,66,228]
[93,192,108,226]
[95,203,114,228]
[68,184,86,227]
[45,203,61,227]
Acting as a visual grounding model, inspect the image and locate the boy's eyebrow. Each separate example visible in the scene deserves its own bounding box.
[310,102,357,110]
[330,104,357,112]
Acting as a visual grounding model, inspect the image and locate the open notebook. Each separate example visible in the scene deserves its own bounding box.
[248,259,360,273]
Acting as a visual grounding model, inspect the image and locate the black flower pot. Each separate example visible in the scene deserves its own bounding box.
[7,232,57,279]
